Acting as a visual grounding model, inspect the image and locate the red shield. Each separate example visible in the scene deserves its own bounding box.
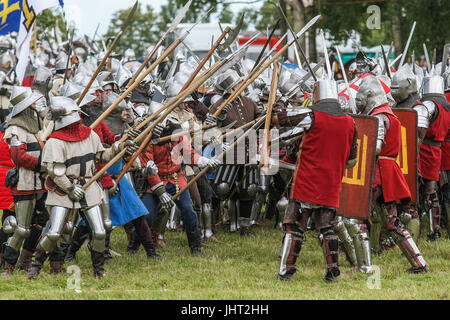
[337,115,378,219]
[393,108,418,203]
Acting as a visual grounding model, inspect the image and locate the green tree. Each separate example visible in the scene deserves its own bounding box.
[36,8,67,42]
[103,3,159,57]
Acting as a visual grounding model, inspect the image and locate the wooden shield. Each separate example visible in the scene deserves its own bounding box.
[393,108,418,203]
[337,115,378,219]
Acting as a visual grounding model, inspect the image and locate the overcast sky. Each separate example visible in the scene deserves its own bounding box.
[62,0,263,37]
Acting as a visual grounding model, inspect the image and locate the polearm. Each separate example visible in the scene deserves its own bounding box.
[381,45,391,79]
[423,43,431,74]
[398,21,416,68]
[112,58,228,186]
[180,26,231,91]
[213,15,321,116]
[90,9,208,131]
[251,19,280,72]
[63,28,74,85]
[260,61,279,173]
[158,123,217,144]
[171,115,266,201]
[82,59,224,190]
[76,1,138,105]
[126,0,194,88]
[277,3,318,82]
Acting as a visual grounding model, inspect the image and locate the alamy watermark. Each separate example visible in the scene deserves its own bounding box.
[67,265,82,293]
[366,5,381,30]
[366,265,381,289]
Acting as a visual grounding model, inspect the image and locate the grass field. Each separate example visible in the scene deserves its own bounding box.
[0,221,449,300]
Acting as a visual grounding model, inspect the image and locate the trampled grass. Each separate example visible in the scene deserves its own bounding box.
[0,221,449,300]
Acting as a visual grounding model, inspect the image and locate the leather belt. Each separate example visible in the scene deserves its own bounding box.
[378,156,397,161]
[0,165,13,169]
[423,138,442,147]
[160,171,181,193]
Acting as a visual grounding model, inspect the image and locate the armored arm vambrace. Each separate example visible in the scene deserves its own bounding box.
[373,114,388,155]
[47,162,73,193]
[413,101,436,143]
[272,107,313,129]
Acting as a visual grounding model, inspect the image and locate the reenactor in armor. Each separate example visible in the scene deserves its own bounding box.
[391,65,420,109]
[441,74,450,236]
[139,107,221,255]
[274,79,358,282]
[1,87,46,276]
[413,75,450,240]
[389,65,421,241]
[50,52,71,98]
[28,96,138,279]
[356,76,428,273]
[209,69,261,237]
[97,72,135,135]
[164,62,221,243]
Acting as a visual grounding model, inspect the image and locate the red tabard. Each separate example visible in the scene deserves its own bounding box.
[416,101,448,180]
[371,107,411,203]
[441,93,450,170]
[0,132,14,209]
[291,110,355,208]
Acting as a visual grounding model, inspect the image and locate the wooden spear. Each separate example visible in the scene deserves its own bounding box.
[260,61,279,173]
[171,115,266,201]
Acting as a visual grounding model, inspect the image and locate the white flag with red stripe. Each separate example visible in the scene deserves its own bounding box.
[338,73,391,101]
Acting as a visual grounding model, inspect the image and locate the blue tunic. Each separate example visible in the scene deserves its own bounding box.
[107,160,149,226]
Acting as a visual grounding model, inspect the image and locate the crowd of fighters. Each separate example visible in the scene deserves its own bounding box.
[0,21,448,283]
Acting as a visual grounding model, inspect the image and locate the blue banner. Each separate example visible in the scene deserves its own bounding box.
[0,0,23,35]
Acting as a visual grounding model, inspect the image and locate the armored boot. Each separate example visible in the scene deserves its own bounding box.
[186,229,202,256]
[321,228,340,283]
[27,248,48,280]
[91,250,105,278]
[16,249,34,272]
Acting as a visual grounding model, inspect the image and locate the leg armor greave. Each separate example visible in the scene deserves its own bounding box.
[249,191,265,226]
[84,206,106,253]
[39,206,69,253]
[6,200,34,251]
[346,220,373,274]
[202,203,213,238]
[321,227,340,277]
[227,199,238,232]
[369,203,384,254]
[385,213,427,270]
[334,217,357,267]
[279,223,304,276]
[100,189,112,232]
